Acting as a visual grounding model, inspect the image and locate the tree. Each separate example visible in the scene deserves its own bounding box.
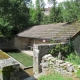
[35,0,45,24]
[48,0,57,23]
[29,0,45,25]
[48,0,63,23]
[74,0,80,21]
[0,0,29,37]
[59,0,78,22]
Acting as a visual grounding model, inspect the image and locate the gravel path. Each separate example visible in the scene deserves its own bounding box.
[21,50,33,57]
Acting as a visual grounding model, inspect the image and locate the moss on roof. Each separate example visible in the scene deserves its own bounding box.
[17,22,80,40]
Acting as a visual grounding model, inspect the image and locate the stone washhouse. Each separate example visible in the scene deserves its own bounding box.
[16,22,80,54]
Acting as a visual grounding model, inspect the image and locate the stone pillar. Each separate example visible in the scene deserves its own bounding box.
[33,44,39,75]
[0,64,20,80]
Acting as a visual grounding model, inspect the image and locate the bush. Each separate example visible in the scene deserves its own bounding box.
[50,41,74,59]
[65,52,80,65]
[77,69,80,78]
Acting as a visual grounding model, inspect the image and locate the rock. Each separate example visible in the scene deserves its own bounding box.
[40,62,48,68]
[56,60,64,64]
[42,54,52,60]
[67,63,73,66]
[49,61,54,65]
[61,70,68,74]
[42,68,49,75]
[59,63,66,67]
[66,72,73,76]
[47,56,54,61]
[67,65,74,72]
[51,58,56,62]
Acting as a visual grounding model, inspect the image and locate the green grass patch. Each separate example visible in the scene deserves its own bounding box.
[39,72,73,80]
[7,52,33,67]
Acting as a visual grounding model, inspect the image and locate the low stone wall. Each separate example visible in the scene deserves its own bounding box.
[0,37,15,50]
[0,50,20,80]
[40,54,79,76]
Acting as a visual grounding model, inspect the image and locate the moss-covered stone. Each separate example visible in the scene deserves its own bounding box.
[0,50,10,59]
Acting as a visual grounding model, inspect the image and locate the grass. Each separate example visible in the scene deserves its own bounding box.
[7,51,33,67]
[39,72,76,80]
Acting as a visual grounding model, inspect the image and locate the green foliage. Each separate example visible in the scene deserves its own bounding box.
[50,43,69,57]
[50,39,74,58]
[0,0,29,37]
[77,69,80,78]
[3,65,16,77]
[39,72,73,80]
[41,15,50,24]
[29,9,38,25]
[59,0,79,22]
[0,0,80,37]
[49,6,63,23]
[66,52,80,65]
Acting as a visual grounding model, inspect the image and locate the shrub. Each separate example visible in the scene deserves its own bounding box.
[65,52,80,65]
[77,69,80,78]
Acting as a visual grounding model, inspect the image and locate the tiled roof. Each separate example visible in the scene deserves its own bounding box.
[17,23,80,40]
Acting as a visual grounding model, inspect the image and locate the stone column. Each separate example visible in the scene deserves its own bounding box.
[33,44,39,75]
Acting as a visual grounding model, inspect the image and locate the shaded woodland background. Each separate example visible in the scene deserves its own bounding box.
[0,0,80,37]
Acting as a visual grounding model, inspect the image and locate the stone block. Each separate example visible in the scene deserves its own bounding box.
[59,63,68,67]
[56,60,64,64]
[47,56,54,61]
[40,62,48,68]
[42,54,52,60]
[67,65,74,72]
[51,58,56,62]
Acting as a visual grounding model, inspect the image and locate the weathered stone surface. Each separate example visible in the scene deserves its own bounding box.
[40,54,77,76]
[33,44,80,77]
[51,58,56,62]
[59,63,67,67]
[49,61,54,65]
[67,65,74,72]
[47,56,54,61]
[42,54,52,60]
[33,44,60,75]
[40,62,48,68]
[56,60,64,64]
[66,72,73,76]
[67,63,73,66]
[33,45,40,75]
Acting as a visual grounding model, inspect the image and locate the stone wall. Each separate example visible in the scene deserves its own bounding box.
[33,44,59,75]
[0,50,20,80]
[40,54,75,76]
[14,37,29,50]
[15,37,51,50]
[0,37,51,51]
[72,33,80,54]
[33,44,80,77]
[29,39,50,46]
[0,37,15,50]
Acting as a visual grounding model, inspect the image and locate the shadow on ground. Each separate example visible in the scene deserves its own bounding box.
[19,68,30,80]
